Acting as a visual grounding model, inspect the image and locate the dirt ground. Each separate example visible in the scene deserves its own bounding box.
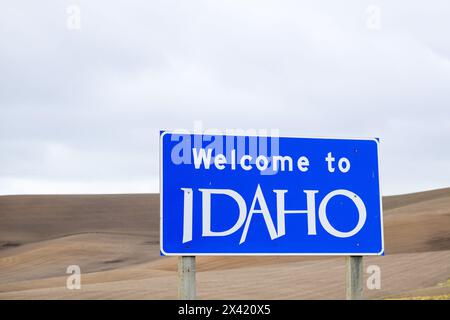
[0,188,449,299]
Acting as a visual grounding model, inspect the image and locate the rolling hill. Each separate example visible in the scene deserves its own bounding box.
[0,188,449,299]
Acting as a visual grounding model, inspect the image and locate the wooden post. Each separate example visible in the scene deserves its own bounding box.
[346,256,363,300]
[178,256,196,300]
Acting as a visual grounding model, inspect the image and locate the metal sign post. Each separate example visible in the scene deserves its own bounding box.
[178,256,196,300]
[346,256,363,300]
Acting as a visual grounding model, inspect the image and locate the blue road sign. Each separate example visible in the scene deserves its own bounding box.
[160,132,383,256]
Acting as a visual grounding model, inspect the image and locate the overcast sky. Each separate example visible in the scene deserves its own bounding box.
[0,1,449,196]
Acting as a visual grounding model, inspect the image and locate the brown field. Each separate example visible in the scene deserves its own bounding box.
[0,188,449,299]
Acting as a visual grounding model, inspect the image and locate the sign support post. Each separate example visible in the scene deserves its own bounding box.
[178,256,196,300]
[346,256,363,300]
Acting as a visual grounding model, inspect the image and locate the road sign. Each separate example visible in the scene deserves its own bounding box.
[160,132,383,256]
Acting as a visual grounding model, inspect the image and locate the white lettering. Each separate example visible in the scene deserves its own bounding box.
[214,154,227,170]
[272,156,293,172]
[325,152,335,172]
[240,155,252,171]
[180,187,368,243]
[181,188,193,243]
[297,156,310,172]
[199,189,247,238]
[274,189,318,237]
[318,189,366,238]
[338,157,351,173]
[255,155,269,171]
[240,185,278,244]
[192,148,213,169]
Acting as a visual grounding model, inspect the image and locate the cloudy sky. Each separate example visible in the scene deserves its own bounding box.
[0,1,449,195]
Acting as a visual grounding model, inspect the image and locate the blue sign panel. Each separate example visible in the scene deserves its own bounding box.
[160,132,383,255]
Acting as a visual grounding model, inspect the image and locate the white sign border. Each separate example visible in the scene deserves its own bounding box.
[159,131,384,256]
